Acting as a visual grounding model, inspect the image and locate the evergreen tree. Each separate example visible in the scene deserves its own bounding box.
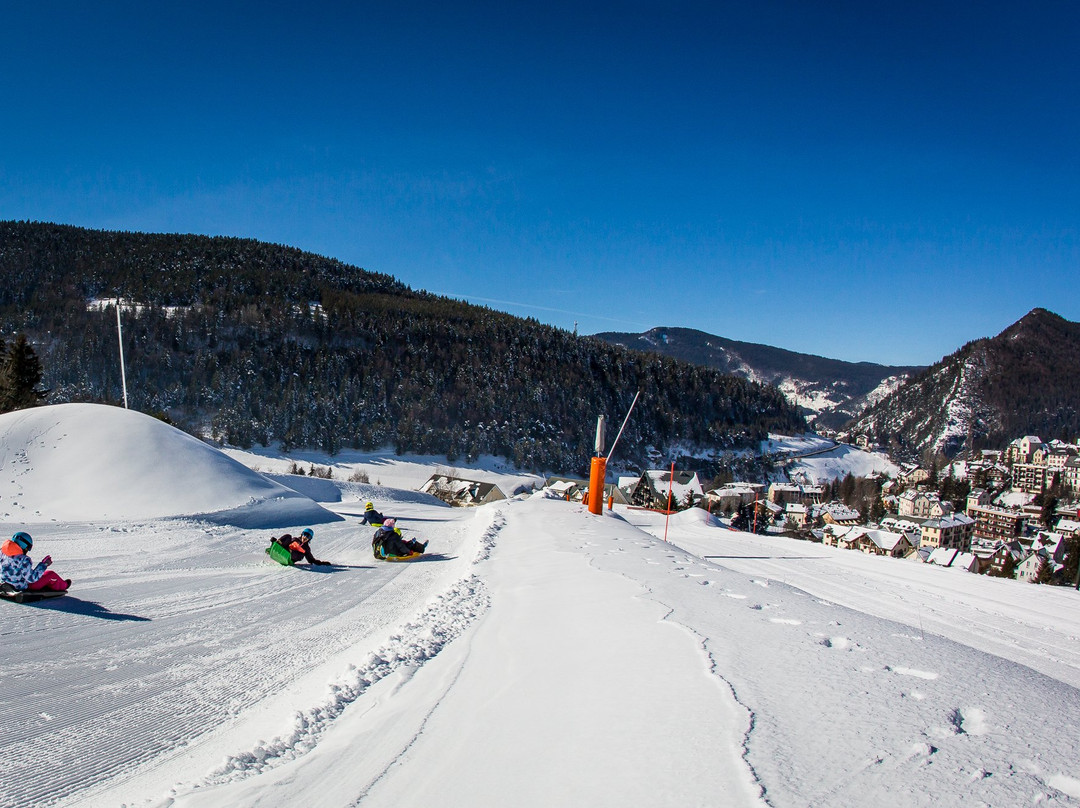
[870,496,886,523]
[1040,495,1059,528]
[0,335,46,413]
[1062,536,1080,589]
[838,473,856,507]
[682,488,696,511]
[1034,556,1056,585]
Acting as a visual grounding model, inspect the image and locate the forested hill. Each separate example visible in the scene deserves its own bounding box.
[0,221,804,473]
[846,308,1080,458]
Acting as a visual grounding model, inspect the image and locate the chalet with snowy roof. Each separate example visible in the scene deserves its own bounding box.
[854,528,913,558]
[629,469,703,511]
[703,483,765,514]
[925,548,979,572]
[783,502,808,528]
[750,499,783,525]
[964,461,1009,491]
[981,540,1026,577]
[926,548,960,568]
[919,513,975,552]
[545,476,629,505]
[1031,531,1068,564]
[879,515,923,540]
[854,434,876,450]
[420,475,507,507]
[898,464,931,485]
[547,479,582,500]
[1056,519,1080,540]
[1016,541,1064,582]
[821,524,861,550]
[818,502,861,526]
[1015,551,1051,583]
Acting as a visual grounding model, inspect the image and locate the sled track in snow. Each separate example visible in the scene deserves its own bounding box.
[197,510,505,788]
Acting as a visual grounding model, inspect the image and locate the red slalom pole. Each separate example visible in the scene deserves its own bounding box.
[663,460,675,542]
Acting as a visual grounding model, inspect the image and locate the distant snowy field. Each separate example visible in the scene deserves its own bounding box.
[1,405,1079,807]
[762,433,900,483]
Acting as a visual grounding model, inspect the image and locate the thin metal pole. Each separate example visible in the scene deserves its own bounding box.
[117,302,129,409]
[606,390,641,463]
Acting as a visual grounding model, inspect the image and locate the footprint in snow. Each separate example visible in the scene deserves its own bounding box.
[907,742,937,760]
[820,636,851,649]
[1046,774,1080,798]
[886,666,939,680]
[949,707,989,736]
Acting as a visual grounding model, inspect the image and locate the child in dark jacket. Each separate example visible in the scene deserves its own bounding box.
[1,532,70,591]
[372,519,427,558]
[273,528,330,565]
[360,502,388,526]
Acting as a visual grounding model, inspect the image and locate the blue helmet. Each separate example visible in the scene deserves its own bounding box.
[12,532,32,552]
[300,528,314,541]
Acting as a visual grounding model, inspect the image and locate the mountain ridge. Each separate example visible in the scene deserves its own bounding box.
[594,326,924,430]
[844,307,1080,457]
[0,220,805,474]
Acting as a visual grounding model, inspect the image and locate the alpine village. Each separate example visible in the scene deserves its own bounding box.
[3,221,1080,589]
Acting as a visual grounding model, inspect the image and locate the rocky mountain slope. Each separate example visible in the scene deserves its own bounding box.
[844,308,1080,457]
[594,327,923,430]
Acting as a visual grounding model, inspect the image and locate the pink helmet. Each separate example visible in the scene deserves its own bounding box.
[383,518,396,528]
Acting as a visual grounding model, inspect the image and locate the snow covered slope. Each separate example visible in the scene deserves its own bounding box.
[0,403,337,526]
[2,410,1080,807]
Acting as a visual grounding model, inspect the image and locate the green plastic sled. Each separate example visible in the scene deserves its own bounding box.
[266,542,294,566]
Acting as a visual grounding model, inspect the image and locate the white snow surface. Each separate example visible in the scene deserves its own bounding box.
[762,434,900,483]
[2,406,1080,807]
[0,404,338,527]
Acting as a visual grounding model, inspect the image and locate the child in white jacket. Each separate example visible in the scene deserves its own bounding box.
[0,532,69,591]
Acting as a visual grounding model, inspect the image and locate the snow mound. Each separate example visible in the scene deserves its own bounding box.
[0,403,339,527]
[669,507,723,528]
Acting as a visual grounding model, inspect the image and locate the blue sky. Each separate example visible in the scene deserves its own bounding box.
[2,1,1078,365]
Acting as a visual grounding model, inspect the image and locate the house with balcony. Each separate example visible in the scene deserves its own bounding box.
[968,503,1025,545]
[920,512,975,551]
